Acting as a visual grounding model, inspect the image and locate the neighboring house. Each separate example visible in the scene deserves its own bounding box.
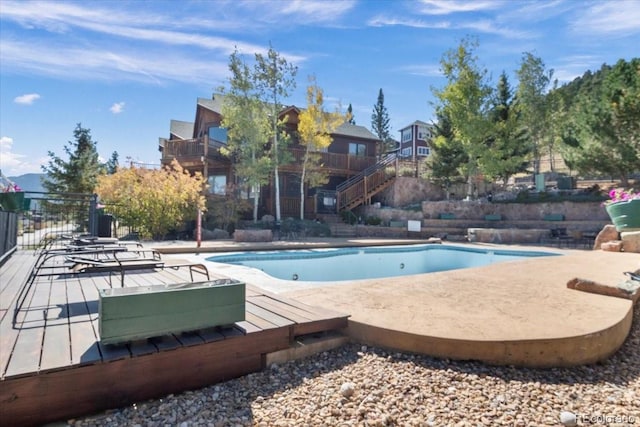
[398,120,434,161]
[159,95,390,218]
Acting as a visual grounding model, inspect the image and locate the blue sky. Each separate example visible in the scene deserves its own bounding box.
[1,0,638,177]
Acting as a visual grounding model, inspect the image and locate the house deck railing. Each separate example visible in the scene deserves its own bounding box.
[336,153,398,211]
[161,138,377,175]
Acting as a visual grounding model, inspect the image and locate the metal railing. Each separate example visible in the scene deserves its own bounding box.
[16,192,99,249]
[0,211,18,264]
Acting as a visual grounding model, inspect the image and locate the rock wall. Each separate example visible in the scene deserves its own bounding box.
[420,200,608,221]
[362,200,608,222]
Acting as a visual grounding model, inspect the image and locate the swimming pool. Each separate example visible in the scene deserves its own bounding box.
[206,244,558,282]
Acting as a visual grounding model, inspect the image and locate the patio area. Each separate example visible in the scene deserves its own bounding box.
[0,238,637,426]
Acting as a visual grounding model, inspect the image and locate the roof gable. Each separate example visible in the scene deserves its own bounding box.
[170,120,194,140]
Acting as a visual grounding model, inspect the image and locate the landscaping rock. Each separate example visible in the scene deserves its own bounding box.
[593,224,619,249]
[601,240,623,252]
[621,231,640,253]
[71,303,640,427]
[233,229,273,242]
[201,228,229,240]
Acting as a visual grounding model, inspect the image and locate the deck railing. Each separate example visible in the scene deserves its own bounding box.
[336,154,398,211]
[0,211,18,265]
[161,138,377,175]
[162,138,206,159]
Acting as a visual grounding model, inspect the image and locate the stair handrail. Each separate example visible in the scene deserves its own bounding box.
[336,153,397,193]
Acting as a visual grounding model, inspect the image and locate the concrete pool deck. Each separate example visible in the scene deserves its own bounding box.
[156,238,638,367]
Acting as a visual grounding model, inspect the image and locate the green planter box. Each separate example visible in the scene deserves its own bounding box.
[99,279,246,345]
[606,199,640,232]
[0,192,25,212]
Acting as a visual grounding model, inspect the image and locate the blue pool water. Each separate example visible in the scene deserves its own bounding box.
[206,244,558,282]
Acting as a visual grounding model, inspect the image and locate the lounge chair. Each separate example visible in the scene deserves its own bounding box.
[66,249,210,285]
[13,248,210,327]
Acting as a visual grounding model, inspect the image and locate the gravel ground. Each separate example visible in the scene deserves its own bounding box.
[69,305,640,427]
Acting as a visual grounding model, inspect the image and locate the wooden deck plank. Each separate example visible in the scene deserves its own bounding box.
[249,295,322,323]
[259,290,348,319]
[0,251,32,307]
[235,320,262,334]
[176,330,205,347]
[196,327,226,343]
[65,276,102,366]
[149,334,182,351]
[243,311,281,330]
[4,270,50,378]
[40,276,73,372]
[245,301,295,328]
[127,340,159,357]
[80,273,132,362]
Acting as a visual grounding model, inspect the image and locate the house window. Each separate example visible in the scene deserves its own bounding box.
[401,147,412,157]
[417,146,431,156]
[402,128,412,142]
[349,143,366,156]
[417,126,430,141]
[208,175,227,195]
[208,126,228,144]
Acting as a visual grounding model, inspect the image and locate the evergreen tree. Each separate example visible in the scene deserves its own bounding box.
[426,111,468,198]
[105,151,119,174]
[347,103,355,124]
[560,59,640,185]
[371,88,391,158]
[481,72,530,184]
[41,123,103,194]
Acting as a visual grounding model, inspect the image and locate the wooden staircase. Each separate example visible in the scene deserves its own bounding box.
[336,154,397,211]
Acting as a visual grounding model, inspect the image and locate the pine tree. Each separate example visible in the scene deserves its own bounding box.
[105,151,119,174]
[371,89,391,158]
[481,72,530,184]
[347,103,356,124]
[41,123,103,194]
[426,110,468,198]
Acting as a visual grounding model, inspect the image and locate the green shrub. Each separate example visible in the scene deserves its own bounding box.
[365,216,382,226]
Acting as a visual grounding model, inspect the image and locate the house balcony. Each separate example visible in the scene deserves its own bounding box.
[160,137,377,176]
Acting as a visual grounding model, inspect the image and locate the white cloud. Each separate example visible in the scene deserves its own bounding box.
[572,1,640,37]
[0,39,229,86]
[279,0,356,23]
[368,14,532,39]
[110,102,125,114]
[400,64,442,77]
[417,0,503,15]
[14,93,41,105]
[0,136,45,175]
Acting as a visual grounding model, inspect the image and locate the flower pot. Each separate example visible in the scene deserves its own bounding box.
[605,199,640,232]
[0,192,25,212]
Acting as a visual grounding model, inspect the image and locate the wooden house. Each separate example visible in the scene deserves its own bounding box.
[398,120,434,162]
[159,96,399,218]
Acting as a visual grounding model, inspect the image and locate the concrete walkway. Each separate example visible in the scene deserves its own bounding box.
[154,238,638,367]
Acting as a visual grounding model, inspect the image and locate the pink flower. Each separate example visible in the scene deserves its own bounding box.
[605,188,640,205]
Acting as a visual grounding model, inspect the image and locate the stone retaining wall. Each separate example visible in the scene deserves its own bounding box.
[362,201,608,222]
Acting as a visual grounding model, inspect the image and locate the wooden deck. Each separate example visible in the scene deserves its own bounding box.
[0,250,349,427]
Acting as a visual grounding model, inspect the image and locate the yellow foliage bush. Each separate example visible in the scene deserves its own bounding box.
[96,160,207,239]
